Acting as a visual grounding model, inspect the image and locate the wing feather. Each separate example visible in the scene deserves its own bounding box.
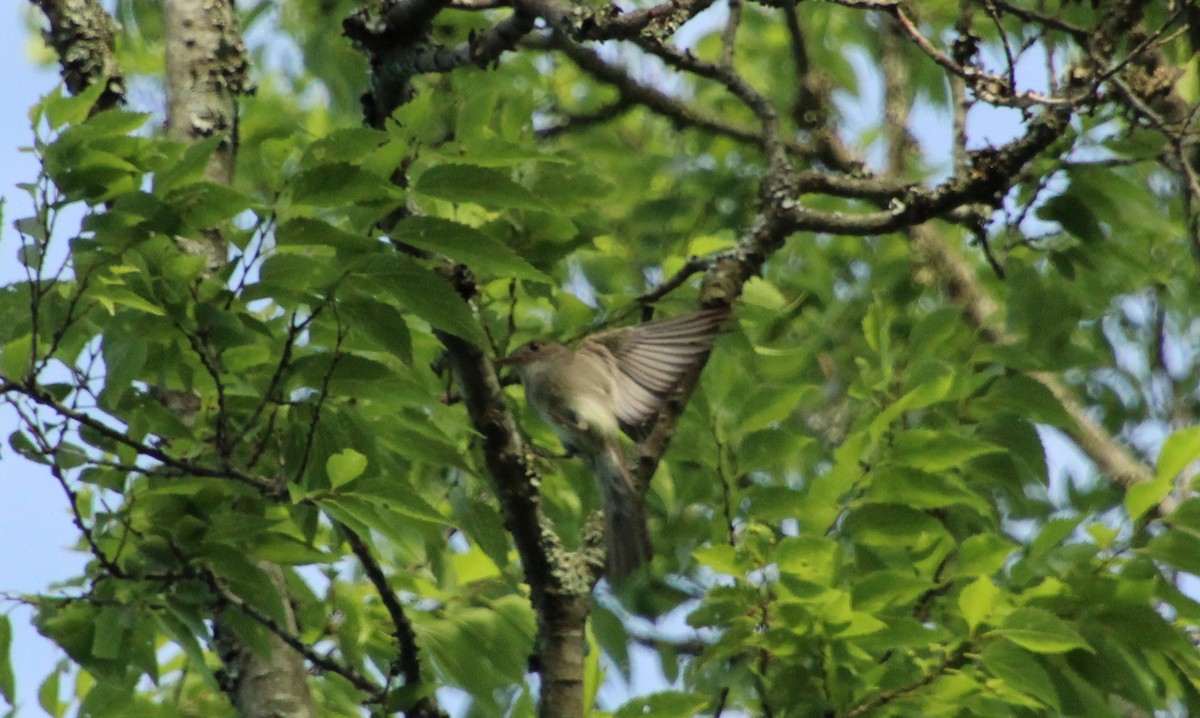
[584,308,729,433]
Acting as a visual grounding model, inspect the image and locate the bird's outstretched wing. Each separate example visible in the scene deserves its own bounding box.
[584,307,729,436]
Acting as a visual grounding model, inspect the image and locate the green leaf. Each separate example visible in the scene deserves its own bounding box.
[1126,424,1200,522]
[1157,425,1200,482]
[202,552,289,627]
[591,604,631,677]
[414,164,552,211]
[976,414,1049,487]
[584,625,604,712]
[734,384,807,434]
[9,431,48,465]
[869,372,956,438]
[300,128,389,168]
[851,572,934,611]
[1168,497,1200,533]
[693,545,744,576]
[353,255,485,344]
[687,586,757,628]
[1028,516,1081,559]
[38,666,61,718]
[980,375,1074,427]
[167,182,257,228]
[954,534,1016,577]
[775,535,838,584]
[614,691,709,718]
[867,465,991,513]
[388,216,551,283]
[426,142,575,168]
[1038,192,1103,244]
[100,335,147,406]
[841,503,949,547]
[257,251,342,294]
[890,430,1004,473]
[291,162,400,206]
[982,641,1061,711]
[994,608,1091,654]
[1144,530,1200,575]
[341,297,413,364]
[91,606,127,660]
[0,335,32,379]
[384,424,471,469]
[1004,263,1082,368]
[1125,473,1173,523]
[289,352,420,398]
[154,136,222,193]
[341,475,450,525]
[327,449,368,488]
[959,576,999,634]
[0,615,13,706]
[448,545,501,584]
[420,607,511,706]
[164,253,209,283]
[95,286,166,316]
[276,217,379,255]
[252,534,336,565]
[44,136,147,204]
[42,81,107,130]
[156,611,219,690]
[453,497,511,569]
[76,108,152,136]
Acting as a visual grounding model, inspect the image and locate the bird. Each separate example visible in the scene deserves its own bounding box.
[497,306,729,577]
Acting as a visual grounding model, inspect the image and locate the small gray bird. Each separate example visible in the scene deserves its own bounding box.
[498,307,729,577]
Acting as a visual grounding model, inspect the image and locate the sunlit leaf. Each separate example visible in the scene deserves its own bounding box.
[414,163,552,211]
[389,216,551,283]
[994,608,1091,654]
[327,448,368,488]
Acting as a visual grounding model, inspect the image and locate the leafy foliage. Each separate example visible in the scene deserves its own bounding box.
[5,0,1200,716]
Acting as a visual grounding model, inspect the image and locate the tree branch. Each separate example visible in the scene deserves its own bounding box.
[31,0,124,113]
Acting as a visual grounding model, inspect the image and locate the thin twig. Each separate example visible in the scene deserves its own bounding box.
[719,0,742,69]
[341,526,425,689]
[1,381,280,494]
[293,306,348,485]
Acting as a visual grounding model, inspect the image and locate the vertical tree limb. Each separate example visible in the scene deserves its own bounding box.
[30,0,124,113]
[161,1,315,716]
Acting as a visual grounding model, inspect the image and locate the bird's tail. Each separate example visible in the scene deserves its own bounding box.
[589,442,653,578]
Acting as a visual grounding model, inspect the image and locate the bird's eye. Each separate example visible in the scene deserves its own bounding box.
[528,341,541,351]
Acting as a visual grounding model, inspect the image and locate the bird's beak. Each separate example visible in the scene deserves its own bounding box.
[496,355,517,367]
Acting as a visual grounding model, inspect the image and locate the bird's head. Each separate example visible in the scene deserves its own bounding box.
[497,340,565,370]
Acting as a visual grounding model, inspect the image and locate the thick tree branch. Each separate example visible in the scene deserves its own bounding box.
[780,107,1071,237]
[31,0,124,113]
[531,33,788,151]
[161,2,313,716]
[437,327,596,718]
[352,11,587,710]
[513,0,717,41]
[408,11,537,72]
[163,0,248,187]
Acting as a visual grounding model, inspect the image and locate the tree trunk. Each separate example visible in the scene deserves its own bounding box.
[162,1,317,716]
